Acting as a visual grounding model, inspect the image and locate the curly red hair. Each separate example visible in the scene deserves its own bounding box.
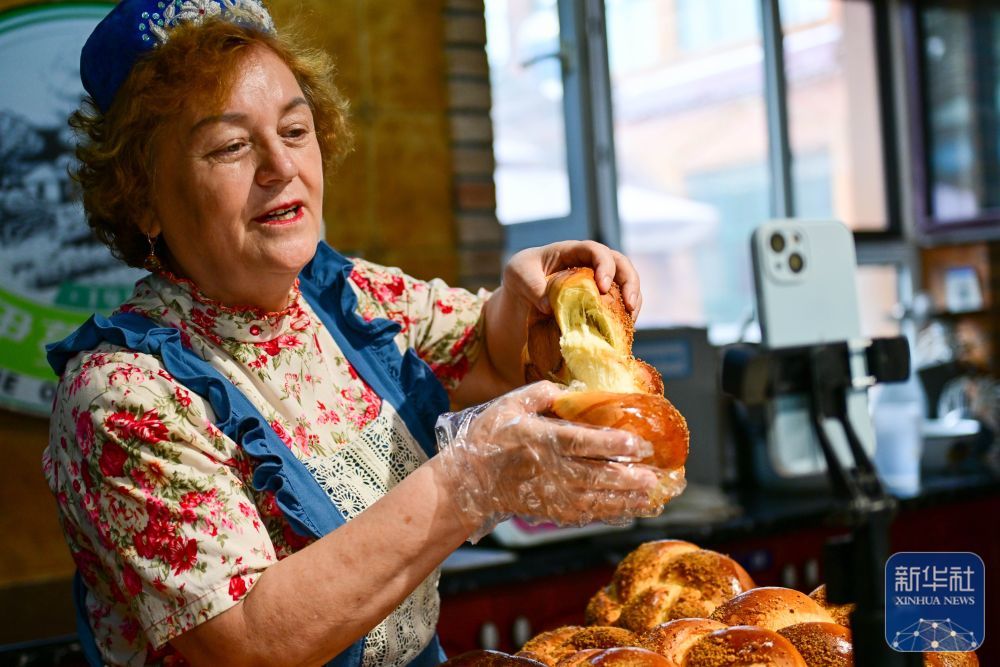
[70,19,352,268]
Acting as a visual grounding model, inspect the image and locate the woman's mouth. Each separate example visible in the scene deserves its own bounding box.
[254,203,304,225]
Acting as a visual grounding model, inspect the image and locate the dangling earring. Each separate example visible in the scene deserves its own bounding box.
[144,234,162,272]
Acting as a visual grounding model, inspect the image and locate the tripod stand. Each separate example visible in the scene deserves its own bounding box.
[722,336,922,666]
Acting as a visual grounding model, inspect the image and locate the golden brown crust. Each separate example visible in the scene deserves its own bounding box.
[519,627,637,667]
[550,391,689,471]
[665,588,716,622]
[617,587,682,632]
[683,626,808,666]
[554,650,605,667]
[611,550,755,632]
[586,585,624,626]
[584,647,672,666]
[709,587,835,632]
[807,584,855,628]
[609,541,700,603]
[519,627,586,666]
[568,627,639,650]
[636,618,727,666]
[630,359,665,396]
[525,315,572,385]
[442,650,549,666]
[778,622,853,667]
[923,652,980,666]
[585,541,756,634]
[662,551,757,608]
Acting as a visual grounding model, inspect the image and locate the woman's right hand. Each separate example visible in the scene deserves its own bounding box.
[433,381,663,542]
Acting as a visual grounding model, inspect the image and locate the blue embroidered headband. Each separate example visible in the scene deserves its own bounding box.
[80,0,276,114]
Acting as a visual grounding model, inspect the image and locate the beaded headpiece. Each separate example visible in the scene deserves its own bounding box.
[80,0,276,113]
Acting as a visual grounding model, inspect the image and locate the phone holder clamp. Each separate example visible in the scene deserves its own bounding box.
[722,336,921,666]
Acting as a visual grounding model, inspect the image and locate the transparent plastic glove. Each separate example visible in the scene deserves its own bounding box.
[434,381,667,543]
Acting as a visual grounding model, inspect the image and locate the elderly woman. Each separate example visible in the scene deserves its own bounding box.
[43,1,661,665]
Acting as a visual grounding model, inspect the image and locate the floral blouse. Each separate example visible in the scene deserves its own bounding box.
[43,257,489,666]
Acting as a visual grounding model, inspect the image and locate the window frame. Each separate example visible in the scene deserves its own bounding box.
[900,0,1000,241]
[500,0,911,313]
[763,0,905,242]
[502,0,619,253]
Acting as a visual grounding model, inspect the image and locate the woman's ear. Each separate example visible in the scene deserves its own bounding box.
[137,210,162,238]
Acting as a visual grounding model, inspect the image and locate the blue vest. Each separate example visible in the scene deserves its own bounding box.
[47,242,450,667]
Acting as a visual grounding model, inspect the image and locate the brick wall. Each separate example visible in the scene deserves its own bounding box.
[268,0,461,284]
[444,0,504,291]
[266,0,504,292]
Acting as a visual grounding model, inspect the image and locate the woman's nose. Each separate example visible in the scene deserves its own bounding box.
[255,140,297,185]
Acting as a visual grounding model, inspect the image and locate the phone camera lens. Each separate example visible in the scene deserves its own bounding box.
[789,252,805,273]
[770,232,786,253]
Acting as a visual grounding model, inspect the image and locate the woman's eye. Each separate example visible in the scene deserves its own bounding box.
[285,127,308,139]
[212,141,246,157]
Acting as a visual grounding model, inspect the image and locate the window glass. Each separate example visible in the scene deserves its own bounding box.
[485,0,571,224]
[779,0,830,26]
[920,3,1000,222]
[606,0,659,72]
[608,0,770,328]
[783,0,889,230]
[673,0,828,54]
[857,264,901,339]
[485,0,901,336]
[675,0,759,53]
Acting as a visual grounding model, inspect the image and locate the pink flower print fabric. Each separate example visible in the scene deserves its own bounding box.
[44,257,489,665]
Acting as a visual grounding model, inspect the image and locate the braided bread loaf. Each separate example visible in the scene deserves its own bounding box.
[585,540,756,632]
[517,627,638,666]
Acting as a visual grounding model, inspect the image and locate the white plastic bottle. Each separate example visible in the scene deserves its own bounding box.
[871,369,926,498]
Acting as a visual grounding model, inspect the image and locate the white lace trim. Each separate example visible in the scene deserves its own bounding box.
[303,404,440,667]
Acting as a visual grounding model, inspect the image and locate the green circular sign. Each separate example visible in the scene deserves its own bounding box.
[0,3,143,415]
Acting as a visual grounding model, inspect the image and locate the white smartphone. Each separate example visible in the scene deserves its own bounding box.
[750,219,875,479]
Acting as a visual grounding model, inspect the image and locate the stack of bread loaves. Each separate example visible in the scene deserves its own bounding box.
[441,539,979,666]
[517,539,835,666]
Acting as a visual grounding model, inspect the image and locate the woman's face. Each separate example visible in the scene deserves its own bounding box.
[149,45,324,310]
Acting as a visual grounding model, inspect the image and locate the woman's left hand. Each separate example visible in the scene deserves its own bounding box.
[503,240,643,319]
[456,241,642,406]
